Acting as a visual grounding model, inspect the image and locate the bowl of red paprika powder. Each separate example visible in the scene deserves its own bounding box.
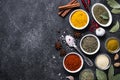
[63,52,84,73]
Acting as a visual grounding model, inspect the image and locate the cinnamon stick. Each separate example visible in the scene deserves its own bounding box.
[58,0,77,15]
[60,0,77,17]
[58,3,80,10]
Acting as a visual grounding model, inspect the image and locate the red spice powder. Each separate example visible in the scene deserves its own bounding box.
[64,54,81,71]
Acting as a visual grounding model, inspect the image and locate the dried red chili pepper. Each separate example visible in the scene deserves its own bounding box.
[87,0,91,6]
[81,0,89,12]
[89,20,99,32]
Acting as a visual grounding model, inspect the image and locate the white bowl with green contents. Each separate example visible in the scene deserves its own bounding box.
[80,34,100,55]
[91,3,112,27]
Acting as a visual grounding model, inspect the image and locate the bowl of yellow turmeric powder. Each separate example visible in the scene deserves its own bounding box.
[69,9,89,30]
[105,37,120,54]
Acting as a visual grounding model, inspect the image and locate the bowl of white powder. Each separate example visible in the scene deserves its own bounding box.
[95,54,111,70]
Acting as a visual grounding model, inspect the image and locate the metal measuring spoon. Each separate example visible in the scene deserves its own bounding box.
[65,35,93,66]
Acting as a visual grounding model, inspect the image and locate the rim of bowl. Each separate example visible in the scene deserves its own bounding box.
[63,52,84,73]
[91,3,112,27]
[79,69,94,80]
[105,37,120,54]
[80,34,100,55]
[95,54,111,70]
[69,9,89,30]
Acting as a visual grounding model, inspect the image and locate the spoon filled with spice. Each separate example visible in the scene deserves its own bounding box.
[65,35,93,66]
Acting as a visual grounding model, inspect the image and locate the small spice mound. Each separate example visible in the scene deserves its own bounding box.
[106,38,119,52]
[60,49,66,56]
[55,41,62,50]
[74,31,81,38]
[64,54,81,71]
[71,10,88,28]
[82,36,98,53]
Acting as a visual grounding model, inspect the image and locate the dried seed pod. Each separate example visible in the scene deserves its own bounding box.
[114,54,119,60]
[60,49,66,57]
[55,41,62,50]
[66,76,74,80]
[114,62,120,67]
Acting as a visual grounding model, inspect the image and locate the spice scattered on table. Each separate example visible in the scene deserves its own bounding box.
[55,41,62,50]
[89,20,99,32]
[73,31,81,38]
[60,49,66,56]
[109,21,120,33]
[81,36,98,53]
[81,0,89,12]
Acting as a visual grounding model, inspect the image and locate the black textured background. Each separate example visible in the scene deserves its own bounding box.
[0,0,120,80]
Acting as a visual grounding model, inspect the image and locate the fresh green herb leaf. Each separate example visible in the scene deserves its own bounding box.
[111,8,120,14]
[108,65,114,80]
[107,0,120,8]
[100,12,109,19]
[110,21,119,33]
[96,69,107,80]
[114,74,120,80]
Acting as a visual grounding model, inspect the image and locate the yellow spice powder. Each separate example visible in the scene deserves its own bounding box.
[106,39,119,52]
[71,10,88,28]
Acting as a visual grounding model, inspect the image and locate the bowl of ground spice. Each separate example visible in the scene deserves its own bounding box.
[105,37,120,54]
[63,52,83,73]
[80,34,100,55]
[69,9,89,30]
[91,3,112,27]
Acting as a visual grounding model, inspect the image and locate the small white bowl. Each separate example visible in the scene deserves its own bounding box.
[80,34,100,55]
[63,52,84,73]
[91,3,112,27]
[69,9,89,30]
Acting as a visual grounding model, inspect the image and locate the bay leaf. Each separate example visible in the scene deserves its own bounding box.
[109,21,119,33]
[100,12,109,20]
[114,74,120,80]
[96,69,107,80]
[107,0,120,8]
[108,65,114,80]
[111,8,120,14]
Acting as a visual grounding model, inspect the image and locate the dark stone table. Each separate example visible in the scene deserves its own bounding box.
[0,0,120,80]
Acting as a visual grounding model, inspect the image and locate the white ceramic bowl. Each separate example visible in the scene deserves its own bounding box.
[105,37,120,54]
[69,9,89,30]
[80,34,100,55]
[91,3,112,27]
[63,52,84,73]
[95,54,111,70]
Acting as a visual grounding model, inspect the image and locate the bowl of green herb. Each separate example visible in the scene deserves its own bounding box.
[80,34,100,55]
[91,3,112,27]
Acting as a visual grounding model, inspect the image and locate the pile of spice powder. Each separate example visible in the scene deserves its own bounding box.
[64,54,81,71]
[82,36,98,53]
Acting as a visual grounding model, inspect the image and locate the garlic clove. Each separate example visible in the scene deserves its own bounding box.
[114,54,119,60]
[114,62,120,67]
[95,27,105,37]
[66,76,74,80]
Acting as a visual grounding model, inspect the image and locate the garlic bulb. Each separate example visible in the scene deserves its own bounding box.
[95,27,105,37]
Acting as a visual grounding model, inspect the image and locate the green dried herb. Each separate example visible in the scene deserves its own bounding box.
[100,12,109,20]
[96,69,107,80]
[111,8,120,14]
[108,65,114,80]
[107,0,120,8]
[114,74,120,80]
[109,21,119,33]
